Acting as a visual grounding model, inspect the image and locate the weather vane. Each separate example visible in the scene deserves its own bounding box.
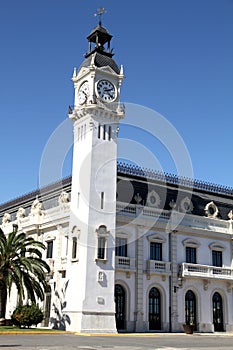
[94,7,106,26]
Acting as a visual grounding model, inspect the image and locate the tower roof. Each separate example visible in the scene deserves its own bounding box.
[78,52,120,74]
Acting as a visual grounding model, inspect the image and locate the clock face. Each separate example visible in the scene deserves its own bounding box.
[78,81,89,105]
[96,80,116,102]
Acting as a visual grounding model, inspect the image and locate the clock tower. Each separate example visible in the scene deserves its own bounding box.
[65,13,124,333]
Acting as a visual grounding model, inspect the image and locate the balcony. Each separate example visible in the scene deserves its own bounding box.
[115,256,136,272]
[181,263,233,281]
[146,260,171,276]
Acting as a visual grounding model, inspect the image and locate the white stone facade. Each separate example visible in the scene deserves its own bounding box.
[1,22,233,334]
[1,184,233,333]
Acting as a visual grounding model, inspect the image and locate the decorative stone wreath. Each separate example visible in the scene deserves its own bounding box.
[147,190,161,208]
[204,201,219,218]
[180,196,193,213]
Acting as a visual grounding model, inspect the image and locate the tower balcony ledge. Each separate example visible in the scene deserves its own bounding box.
[68,101,125,121]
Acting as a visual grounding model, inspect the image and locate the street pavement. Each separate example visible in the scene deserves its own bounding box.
[1,333,233,350]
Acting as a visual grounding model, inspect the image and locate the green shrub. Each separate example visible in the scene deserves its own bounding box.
[11,304,44,328]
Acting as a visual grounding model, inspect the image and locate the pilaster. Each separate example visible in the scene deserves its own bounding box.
[170,229,179,332]
[134,225,146,332]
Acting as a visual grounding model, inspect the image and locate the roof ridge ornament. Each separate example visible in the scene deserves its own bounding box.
[94,7,106,26]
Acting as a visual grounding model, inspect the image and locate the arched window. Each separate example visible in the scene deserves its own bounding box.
[148,287,161,330]
[185,290,197,327]
[213,292,224,332]
[115,284,126,330]
[72,237,77,259]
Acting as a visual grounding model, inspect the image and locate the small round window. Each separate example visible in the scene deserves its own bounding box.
[204,201,218,218]
[147,191,161,208]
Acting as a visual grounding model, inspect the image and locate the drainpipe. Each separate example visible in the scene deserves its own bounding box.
[169,232,172,332]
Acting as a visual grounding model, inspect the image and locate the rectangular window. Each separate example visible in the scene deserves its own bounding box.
[103,125,106,140]
[116,238,127,257]
[101,192,104,209]
[108,126,112,141]
[65,235,69,256]
[98,124,101,139]
[212,250,222,267]
[97,237,106,259]
[46,241,53,259]
[72,237,77,259]
[150,242,162,261]
[186,247,196,264]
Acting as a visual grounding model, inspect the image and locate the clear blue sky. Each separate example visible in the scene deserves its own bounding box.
[0,0,232,204]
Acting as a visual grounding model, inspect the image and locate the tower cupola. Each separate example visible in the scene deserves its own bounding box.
[85,7,114,58]
[86,24,113,58]
[78,8,120,75]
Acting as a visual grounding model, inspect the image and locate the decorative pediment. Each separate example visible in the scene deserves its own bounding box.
[44,234,56,242]
[209,242,225,251]
[182,238,200,248]
[71,226,81,239]
[73,67,90,80]
[96,225,109,237]
[147,233,166,243]
[97,66,118,75]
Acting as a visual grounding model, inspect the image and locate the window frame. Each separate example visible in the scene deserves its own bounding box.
[212,250,223,267]
[150,242,162,261]
[72,237,78,260]
[182,238,200,264]
[116,237,128,257]
[46,241,53,259]
[96,225,109,262]
[209,242,225,267]
[147,233,166,262]
[185,246,197,264]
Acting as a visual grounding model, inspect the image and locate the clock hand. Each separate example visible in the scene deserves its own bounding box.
[104,88,113,92]
[103,89,114,98]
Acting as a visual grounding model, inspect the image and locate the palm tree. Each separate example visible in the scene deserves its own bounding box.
[0,224,50,323]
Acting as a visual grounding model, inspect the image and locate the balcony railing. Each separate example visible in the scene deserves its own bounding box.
[116,201,231,234]
[116,201,170,220]
[181,263,233,280]
[115,256,136,271]
[146,260,171,274]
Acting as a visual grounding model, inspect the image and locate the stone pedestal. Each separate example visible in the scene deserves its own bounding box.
[199,323,214,333]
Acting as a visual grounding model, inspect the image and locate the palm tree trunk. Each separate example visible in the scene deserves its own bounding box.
[0,279,7,325]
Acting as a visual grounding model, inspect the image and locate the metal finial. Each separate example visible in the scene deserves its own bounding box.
[94,7,106,26]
